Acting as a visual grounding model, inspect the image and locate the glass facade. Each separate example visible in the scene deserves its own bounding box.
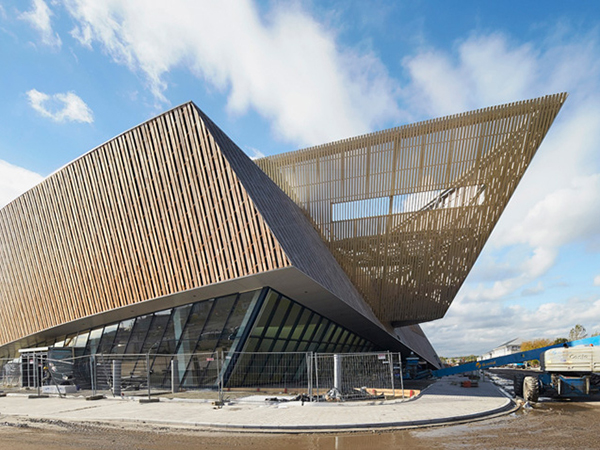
[222,289,375,387]
[242,290,372,354]
[10,287,376,388]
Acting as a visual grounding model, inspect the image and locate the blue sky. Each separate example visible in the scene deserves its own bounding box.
[1,0,600,355]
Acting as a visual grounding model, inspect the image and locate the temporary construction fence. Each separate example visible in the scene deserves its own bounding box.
[1,351,404,402]
[0,357,21,390]
[314,352,403,401]
[222,351,312,397]
[81,352,223,398]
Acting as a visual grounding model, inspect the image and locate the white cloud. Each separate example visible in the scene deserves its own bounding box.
[26,89,94,123]
[403,35,538,118]
[246,147,265,160]
[422,294,600,356]
[0,160,44,209]
[63,0,402,147]
[521,281,545,297]
[403,31,600,294]
[18,0,62,48]
[594,275,600,286]
[404,31,600,356]
[505,175,600,249]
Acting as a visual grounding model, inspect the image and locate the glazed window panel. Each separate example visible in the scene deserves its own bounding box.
[321,323,336,345]
[258,338,274,352]
[179,300,213,349]
[125,314,153,354]
[74,332,89,349]
[272,340,286,352]
[86,328,103,354]
[96,324,118,354]
[312,318,331,343]
[302,315,323,343]
[202,295,237,339]
[64,334,77,347]
[196,295,236,352]
[251,290,279,337]
[263,296,290,339]
[278,303,302,340]
[290,310,312,341]
[220,291,255,344]
[143,309,171,353]
[111,319,135,354]
[172,304,193,345]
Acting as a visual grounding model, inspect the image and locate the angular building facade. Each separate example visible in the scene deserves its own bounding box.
[0,94,566,383]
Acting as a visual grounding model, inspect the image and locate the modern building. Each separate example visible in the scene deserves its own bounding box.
[480,338,525,360]
[0,93,566,387]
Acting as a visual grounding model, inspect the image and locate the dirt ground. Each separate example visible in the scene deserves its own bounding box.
[0,399,598,450]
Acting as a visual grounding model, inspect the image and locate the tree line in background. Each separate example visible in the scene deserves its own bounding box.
[440,324,599,364]
[520,324,599,352]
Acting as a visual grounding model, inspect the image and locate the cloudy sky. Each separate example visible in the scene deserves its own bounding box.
[1,0,599,356]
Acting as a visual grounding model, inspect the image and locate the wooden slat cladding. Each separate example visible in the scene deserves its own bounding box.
[257,94,567,326]
[0,103,290,346]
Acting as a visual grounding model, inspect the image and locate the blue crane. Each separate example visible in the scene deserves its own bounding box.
[430,335,600,401]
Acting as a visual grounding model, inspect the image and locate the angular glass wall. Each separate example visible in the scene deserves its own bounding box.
[15,287,377,389]
[223,289,375,387]
[25,290,262,388]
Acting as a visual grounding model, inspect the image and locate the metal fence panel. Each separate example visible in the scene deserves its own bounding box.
[224,352,310,395]
[314,352,396,401]
[0,357,21,390]
[94,354,149,397]
[44,354,89,395]
[172,352,221,390]
[1,351,405,403]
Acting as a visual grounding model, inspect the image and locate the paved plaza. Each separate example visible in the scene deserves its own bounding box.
[0,376,516,432]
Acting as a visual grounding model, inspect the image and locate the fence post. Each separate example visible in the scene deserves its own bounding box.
[306,352,313,401]
[399,353,405,400]
[146,353,151,400]
[171,356,178,393]
[112,359,121,397]
[314,353,319,402]
[333,354,342,393]
[217,350,223,403]
[35,353,40,396]
[388,351,395,398]
[90,355,96,396]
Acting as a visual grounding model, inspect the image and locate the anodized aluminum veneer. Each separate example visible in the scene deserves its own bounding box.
[257,93,567,325]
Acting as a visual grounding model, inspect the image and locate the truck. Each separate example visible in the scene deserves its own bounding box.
[429,335,600,402]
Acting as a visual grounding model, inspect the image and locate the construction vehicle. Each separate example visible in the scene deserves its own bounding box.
[429,335,600,402]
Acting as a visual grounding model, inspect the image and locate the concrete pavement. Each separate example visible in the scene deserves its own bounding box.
[0,376,517,432]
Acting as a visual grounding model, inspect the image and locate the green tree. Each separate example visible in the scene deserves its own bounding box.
[569,324,587,341]
[521,338,553,352]
[553,337,568,345]
[520,339,553,367]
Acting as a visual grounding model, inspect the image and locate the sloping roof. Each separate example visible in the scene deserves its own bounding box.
[193,106,379,324]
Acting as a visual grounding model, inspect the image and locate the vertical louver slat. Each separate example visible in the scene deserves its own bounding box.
[0,103,291,346]
[256,94,567,326]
